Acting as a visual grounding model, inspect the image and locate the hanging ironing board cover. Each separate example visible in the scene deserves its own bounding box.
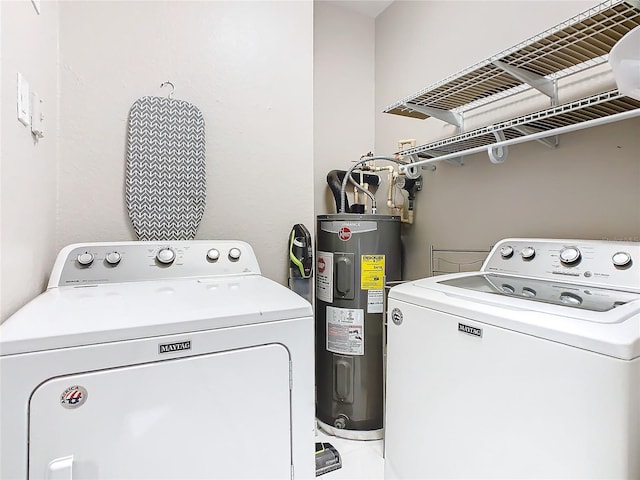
[126,96,206,240]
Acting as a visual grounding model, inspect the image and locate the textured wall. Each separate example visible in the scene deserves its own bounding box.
[57,1,314,285]
[1,0,59,321]
[314,2,375,216]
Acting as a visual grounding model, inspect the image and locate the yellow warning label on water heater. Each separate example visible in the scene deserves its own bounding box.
[361,254,385,290]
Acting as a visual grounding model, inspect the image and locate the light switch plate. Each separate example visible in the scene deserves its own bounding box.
[31,91,45,138]
[17,73,31,127]
[31,92,44,138]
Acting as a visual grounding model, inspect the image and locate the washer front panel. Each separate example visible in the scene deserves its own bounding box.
[384,298,639,479]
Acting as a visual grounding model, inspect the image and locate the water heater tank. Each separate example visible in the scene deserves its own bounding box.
[315,214,401,439]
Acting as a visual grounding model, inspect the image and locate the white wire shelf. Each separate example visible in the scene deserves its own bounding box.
[385,0,640,120]
[398,90,640,161]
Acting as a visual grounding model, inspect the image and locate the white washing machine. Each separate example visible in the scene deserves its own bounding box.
[385,238,640,479]
[0,240,315,480]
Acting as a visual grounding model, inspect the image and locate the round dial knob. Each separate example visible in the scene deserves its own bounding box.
[522,287,537,298]
[559,246,581,265]
[228,248,241,261]
[560,292,582,306]
[156,248,176,265]
[77,252,94,266]
[207,248,220,261]
[612,251,632,268]
[105,251,122,265]
[520,246,536,260]
[500,246,514,259]
[501,284,515,294]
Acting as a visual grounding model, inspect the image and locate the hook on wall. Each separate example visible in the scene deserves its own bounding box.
[160,81,175,99]
[488,130,508,164]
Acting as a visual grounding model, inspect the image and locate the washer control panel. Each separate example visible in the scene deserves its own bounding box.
[484,238,640,292]
[51,240,261,287]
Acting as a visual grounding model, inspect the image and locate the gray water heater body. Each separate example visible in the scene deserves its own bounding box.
[315,214,401,436]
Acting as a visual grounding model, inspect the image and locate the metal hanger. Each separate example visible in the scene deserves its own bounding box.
[160,81,175,99]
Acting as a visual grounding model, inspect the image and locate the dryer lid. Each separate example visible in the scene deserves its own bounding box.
[0,275,312,356]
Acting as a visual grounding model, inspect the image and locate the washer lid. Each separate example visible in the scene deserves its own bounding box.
[0,275,312,356]
[439,273,638,313]
[388,272,640,360]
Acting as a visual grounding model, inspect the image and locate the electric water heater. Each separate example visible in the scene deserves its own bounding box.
[315,213,401,439]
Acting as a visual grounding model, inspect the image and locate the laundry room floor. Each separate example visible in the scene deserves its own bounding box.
[315,429,384,479]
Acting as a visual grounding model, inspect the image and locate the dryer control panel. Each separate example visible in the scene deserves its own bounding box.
[483,238,640,292]
[50,241,261,287]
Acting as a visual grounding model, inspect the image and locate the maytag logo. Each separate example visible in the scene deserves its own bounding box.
[458,323,482,338]
[159,340,192,354]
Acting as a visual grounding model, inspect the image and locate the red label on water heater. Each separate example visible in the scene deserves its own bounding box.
[338,227,352,241]
[318,258,326,274]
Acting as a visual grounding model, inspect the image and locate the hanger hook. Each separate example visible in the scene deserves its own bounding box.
[160,81,175,99]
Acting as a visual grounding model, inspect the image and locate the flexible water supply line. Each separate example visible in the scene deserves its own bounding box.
[353,171,359,205]
[348,173,376,211]
[339,156,405,214]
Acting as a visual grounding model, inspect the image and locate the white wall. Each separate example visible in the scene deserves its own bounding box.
[57,1,314,286]
[1,0,59,322]
[375,1,640,279]
[314,1,375,216]
[1,0,313,322]
[2,0,639,321]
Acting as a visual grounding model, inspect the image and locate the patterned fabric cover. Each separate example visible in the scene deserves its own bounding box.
[126,96,206,240]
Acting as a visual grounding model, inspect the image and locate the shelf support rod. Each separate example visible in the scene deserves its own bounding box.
[512,125,558,148]
[492,60,558,104]
[403,102,463,128]
[398,108,640,172]
[419,150,464,167]
[404,153,436,175]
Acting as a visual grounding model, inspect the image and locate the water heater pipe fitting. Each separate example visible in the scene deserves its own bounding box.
[339,156,405,213]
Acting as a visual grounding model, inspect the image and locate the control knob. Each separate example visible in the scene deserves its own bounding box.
[77,252,94,266]
[105,251,122,266]
[520,246,536,260]
[207,248,220,261]
[156,248,176,265]
[228,247,241,261]
[500,246,514,259]
[559,246,581,265]
[560,292,582,306]
[501,284,515,294]
[612,251,632,268]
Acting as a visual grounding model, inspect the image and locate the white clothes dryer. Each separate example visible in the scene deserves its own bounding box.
[385,238,640,479]
[0,241,315,480]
